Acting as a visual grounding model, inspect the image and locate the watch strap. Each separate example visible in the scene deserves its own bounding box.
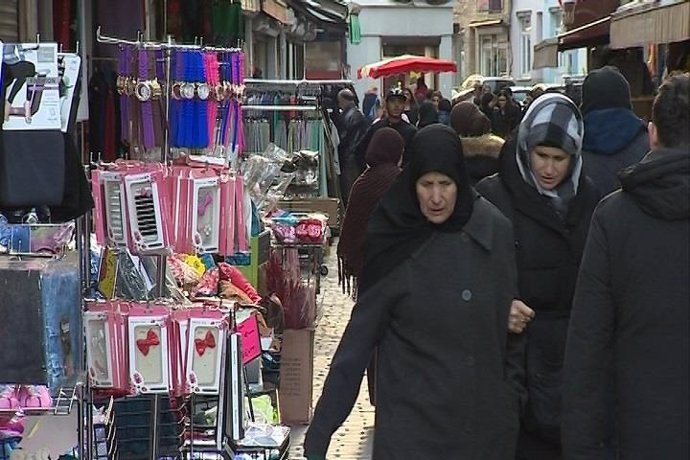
[138,48,155,150]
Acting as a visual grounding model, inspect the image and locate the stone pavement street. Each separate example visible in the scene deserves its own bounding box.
[288,242,375,459]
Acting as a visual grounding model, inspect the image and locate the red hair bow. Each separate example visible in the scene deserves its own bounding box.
[195,330,217,356]
[136,329,160,356]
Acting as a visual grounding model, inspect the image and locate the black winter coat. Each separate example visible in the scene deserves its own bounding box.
[336,105,368,162]
[562,147,690,460]
[475,139,599,448]
[304,198,525,459]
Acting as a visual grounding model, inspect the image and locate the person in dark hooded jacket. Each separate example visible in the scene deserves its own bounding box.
[562,73,689,460]
[580,66,649,198]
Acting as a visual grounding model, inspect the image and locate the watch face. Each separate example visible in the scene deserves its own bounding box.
[136,83,152,102]
[197,83,211,100]
[181,83,196,100]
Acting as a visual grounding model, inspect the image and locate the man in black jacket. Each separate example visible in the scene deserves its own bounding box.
[353,87,417,169]
[335,89,368,206]
[580,66,650,198]
[562,73,689,460]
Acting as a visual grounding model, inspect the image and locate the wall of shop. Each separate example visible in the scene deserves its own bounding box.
[347,0,455,101]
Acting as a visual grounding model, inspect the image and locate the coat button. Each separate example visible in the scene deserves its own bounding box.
[466,355,475,366]
[461,289,472,301]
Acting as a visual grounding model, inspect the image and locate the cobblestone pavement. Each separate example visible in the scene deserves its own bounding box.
[288,243,375,459]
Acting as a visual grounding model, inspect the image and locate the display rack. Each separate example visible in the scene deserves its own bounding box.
[87,29,291,460]
[242,78,353,202]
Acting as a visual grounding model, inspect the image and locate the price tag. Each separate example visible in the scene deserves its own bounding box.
[236,314,261,365]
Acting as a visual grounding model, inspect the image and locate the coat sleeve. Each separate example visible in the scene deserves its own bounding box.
[303,266,406,456]
[562,207,617,460]
[353,123,376,170]
[499,217,527,411]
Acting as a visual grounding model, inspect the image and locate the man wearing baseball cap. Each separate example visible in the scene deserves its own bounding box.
[354,87,418,170]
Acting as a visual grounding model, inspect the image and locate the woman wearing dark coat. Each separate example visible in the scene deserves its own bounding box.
[337,127,404,293]
[476,94,600,460]
[304,125,525,460]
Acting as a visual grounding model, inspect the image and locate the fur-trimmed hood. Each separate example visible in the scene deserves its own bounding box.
[460,134,505,159]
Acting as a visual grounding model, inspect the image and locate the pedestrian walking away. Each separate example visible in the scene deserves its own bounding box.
[304,124,525,460]
[580,66,650,198]
[450,101,504,185]
[476,93,600,460]
[562,73,690,460]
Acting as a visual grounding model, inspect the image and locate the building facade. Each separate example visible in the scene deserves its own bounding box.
[347,0,455,99]
[453,0,512,82]
[510,0,586,84]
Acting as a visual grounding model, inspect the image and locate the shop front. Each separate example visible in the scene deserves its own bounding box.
[347,0,455,100]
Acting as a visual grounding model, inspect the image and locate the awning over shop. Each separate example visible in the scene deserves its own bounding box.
[262,0,290,23]
[558,15,611,51]
[286,0,348,30]
[533,37,559,69]
[469,19,504,28]
[610,0,690,49]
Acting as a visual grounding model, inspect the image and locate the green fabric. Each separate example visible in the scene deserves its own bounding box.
[212,0,245,46]
[349,14,361,45]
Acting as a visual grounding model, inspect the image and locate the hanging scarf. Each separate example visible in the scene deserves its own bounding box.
[515,93,584,216]
[358,124,475,294]
[337,128,404,296]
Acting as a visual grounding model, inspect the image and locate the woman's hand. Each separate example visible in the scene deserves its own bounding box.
[509,299,535,334]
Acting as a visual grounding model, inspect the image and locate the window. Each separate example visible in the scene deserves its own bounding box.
[480,34,508,76]
[550,9,563,37]
[519,13,532,76]
[477,0,502,13]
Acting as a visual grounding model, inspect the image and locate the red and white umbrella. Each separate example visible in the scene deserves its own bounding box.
[357,55,457,79]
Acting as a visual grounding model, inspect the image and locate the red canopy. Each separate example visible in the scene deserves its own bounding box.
[357,55,457,79]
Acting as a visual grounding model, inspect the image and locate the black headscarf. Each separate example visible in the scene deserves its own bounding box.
[358,124,475,293]
[417,101,439,128]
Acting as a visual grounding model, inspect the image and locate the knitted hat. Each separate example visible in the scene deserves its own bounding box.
[581,66,633,114]
[450,102,491,137]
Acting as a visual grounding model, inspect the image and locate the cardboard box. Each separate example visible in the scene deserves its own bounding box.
[278,328,315,425]
[279,198,341,228]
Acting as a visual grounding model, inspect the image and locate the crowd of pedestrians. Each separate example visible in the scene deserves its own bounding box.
[317,69,688,460]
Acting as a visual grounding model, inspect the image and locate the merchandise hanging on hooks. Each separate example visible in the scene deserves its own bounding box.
[97,27,245,166]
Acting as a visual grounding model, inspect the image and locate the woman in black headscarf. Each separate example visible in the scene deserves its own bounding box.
[304,125,525,460]
[416,100,439,129]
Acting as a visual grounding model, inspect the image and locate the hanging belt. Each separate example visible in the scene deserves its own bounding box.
[136,48,156,150]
